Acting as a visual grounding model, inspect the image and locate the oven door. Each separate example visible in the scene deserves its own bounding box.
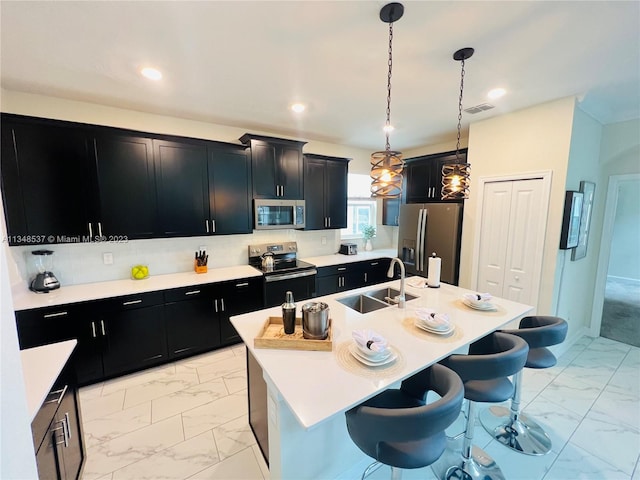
[264,269,317,307]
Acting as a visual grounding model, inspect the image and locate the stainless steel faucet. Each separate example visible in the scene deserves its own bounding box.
[386,257,406,308]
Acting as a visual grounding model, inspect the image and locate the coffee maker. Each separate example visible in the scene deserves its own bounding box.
[29,250,60,293]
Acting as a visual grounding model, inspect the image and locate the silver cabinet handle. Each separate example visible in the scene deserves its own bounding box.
[44,311,68,318]
[328,217,331,227]
[53,421,67,447]
[185,290,201,296]
[220,298,225,311]
[364,273,368,282]
[338,267,346,271]
[100,320,106,336]
[98,222,103,237]
[370,262,379,266]
[211,219,216,233]
[235,282,249,287]
[91,321,96,338]
[122,299,142,306]
[64,412,71,439]
[206,219,210,233]
[46,385,68,405]
[214,299,218,312]
[88,222,93,238]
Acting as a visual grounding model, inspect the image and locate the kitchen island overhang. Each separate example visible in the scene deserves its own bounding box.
[230,277,534,479]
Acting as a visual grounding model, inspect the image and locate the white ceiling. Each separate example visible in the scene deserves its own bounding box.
[1,1,639,151]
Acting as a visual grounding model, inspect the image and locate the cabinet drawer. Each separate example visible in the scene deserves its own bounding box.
[316,263,363,277]
[101,291,164,311]
[31,382,67,453]
[16,306,79,350]
[164,285,211,303]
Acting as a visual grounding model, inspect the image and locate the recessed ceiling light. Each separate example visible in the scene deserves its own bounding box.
[140,67,162,81]
[487,88,506,100]
[383,124,395,133]
[290,103,306,113]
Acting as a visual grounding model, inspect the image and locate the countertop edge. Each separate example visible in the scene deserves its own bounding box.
[21,339,78,421]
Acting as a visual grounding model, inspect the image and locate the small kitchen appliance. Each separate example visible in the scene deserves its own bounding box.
[29,249,60,293]
[339,243,358,255]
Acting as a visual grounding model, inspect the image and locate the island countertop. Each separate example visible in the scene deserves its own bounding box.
[230,277,534,430]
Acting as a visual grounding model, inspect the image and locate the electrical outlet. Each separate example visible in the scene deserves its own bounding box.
[321,236,327,245]
[103,252,113,265]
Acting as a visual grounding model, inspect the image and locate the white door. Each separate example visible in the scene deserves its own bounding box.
[477,178,546,305]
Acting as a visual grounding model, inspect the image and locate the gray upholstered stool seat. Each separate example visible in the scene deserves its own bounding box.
[345,363,464,480]
[480,315,568,455]
[431,332,529,480]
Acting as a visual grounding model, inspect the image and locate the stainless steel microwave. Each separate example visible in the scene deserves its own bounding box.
[254,199,305,230]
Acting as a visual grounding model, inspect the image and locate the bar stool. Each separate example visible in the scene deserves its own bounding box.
[345,363,464,480]
[479,315,568,455]
[431,332,529,480]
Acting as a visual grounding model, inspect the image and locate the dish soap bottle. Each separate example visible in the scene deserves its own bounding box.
[282,291,296,334]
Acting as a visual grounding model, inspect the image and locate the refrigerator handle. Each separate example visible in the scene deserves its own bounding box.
[415,209,423,272]
[419,209,428,272]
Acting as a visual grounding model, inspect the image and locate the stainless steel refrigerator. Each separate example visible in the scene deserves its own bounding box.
[398,203,463,285]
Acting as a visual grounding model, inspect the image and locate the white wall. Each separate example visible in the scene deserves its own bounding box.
[608,182,640,280]
[461,97,576,320]
[0,90,396,288]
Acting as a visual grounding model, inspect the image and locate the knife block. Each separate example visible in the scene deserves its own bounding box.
[194,260,207,274]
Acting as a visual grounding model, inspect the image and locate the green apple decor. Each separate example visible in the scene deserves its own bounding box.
[131,265,149,280]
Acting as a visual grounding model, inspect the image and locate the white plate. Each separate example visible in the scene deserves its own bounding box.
[462,298,497,311]
[349,344,398,366]
[414,318,451,332]
[355,344,392,361]
[415,321,455,335]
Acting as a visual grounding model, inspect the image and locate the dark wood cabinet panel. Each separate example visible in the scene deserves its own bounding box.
[382,198,400,226]
[303,154,349,230]
[0,118,93,243]
[154,139,209,236]
[93,135,157,238]
[218,277,264,345]
[404,149,467,204]
[279,145,303,199]
[315,258,392,296]
[208,146,252,234]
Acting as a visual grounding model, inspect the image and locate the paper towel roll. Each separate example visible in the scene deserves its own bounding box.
[427,253,441,288]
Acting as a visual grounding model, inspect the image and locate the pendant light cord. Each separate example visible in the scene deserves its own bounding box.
[385,22,394,152]
[456,57,466,162]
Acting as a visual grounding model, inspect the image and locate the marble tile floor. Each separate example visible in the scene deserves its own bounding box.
[79,335,639,480]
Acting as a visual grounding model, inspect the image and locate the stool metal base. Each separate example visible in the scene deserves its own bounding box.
[431,437,506,480]
[479,405,552,456]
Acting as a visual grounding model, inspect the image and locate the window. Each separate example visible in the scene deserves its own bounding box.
[341,174,376,239]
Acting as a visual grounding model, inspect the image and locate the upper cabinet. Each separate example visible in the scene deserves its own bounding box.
[1,117,94,244]
[382,198,400,226]
[403,149,468,204]
[239,133,306,199]
[0,114,254,244]
[303,154,350,230]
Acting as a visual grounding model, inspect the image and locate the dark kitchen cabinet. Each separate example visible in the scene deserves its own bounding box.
[382,198,400,226]
[93,134,158,238]
[303,154,349,230]
[165,285,220,359]
[218,277,264,344]
[239,134,307,199]
[0,116,94,245]
[315,258,393,296]
[154,139,209,236]
[404,149,468,204]
[208,145,253,234]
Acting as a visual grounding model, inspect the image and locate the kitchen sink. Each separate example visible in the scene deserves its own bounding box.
[336,294,389,314]
[337,287,418,314]
[365,287,418,304]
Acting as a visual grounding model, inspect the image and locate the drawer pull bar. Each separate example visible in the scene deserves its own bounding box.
[44,311,68,318]
[337,267,346,271]
[184,290,201,296]
[100,320,106,336]
[235,282,249,287]
[122,299,143,306]
[45,384,68,405]
[144,354,163,362]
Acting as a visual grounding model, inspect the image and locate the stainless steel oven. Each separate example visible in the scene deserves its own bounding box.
[248,241,316,307]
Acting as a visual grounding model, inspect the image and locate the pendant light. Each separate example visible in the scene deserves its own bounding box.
[441,47,473,201]
[370,2,404,198]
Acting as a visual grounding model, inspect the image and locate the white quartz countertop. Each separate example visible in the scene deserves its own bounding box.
[230,277,534,430]
[12,265,262,311]
[21,340,77,421]
[301,248,397,267]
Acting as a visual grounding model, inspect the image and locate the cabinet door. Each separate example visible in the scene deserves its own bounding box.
[303,157,326,230]
[383,198,400,226]
[324,159,348,229]
[15,306,77,350]
[219,278,264,345]
[165,287,220,359]
[251,142,278,198]
[101,304,167,377]
[404,160,435,203]
[208,146,252,234]
[1,119,92,243]
[278,145,303,199]
[56,387,84,480]
[36,429,63,480]
[316,275,339,296]
[74,318,105,385]
[93,135,157,238]
[154,139,209,236]
[364,258,392,285]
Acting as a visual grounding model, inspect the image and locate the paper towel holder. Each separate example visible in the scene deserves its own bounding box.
[427,252,441,288]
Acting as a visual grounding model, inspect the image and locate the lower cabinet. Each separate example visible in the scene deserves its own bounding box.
[315,258,392,296]
[219,277,264,345]
[33,363,84,480]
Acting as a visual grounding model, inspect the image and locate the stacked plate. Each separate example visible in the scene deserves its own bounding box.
[462,293,496,311]
[349,343,397,366]
[414,308,454,335]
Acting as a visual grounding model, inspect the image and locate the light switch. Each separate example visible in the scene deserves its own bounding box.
[103,252,114,265]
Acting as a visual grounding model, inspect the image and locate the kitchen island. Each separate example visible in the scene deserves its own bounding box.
[230,277,534,479]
